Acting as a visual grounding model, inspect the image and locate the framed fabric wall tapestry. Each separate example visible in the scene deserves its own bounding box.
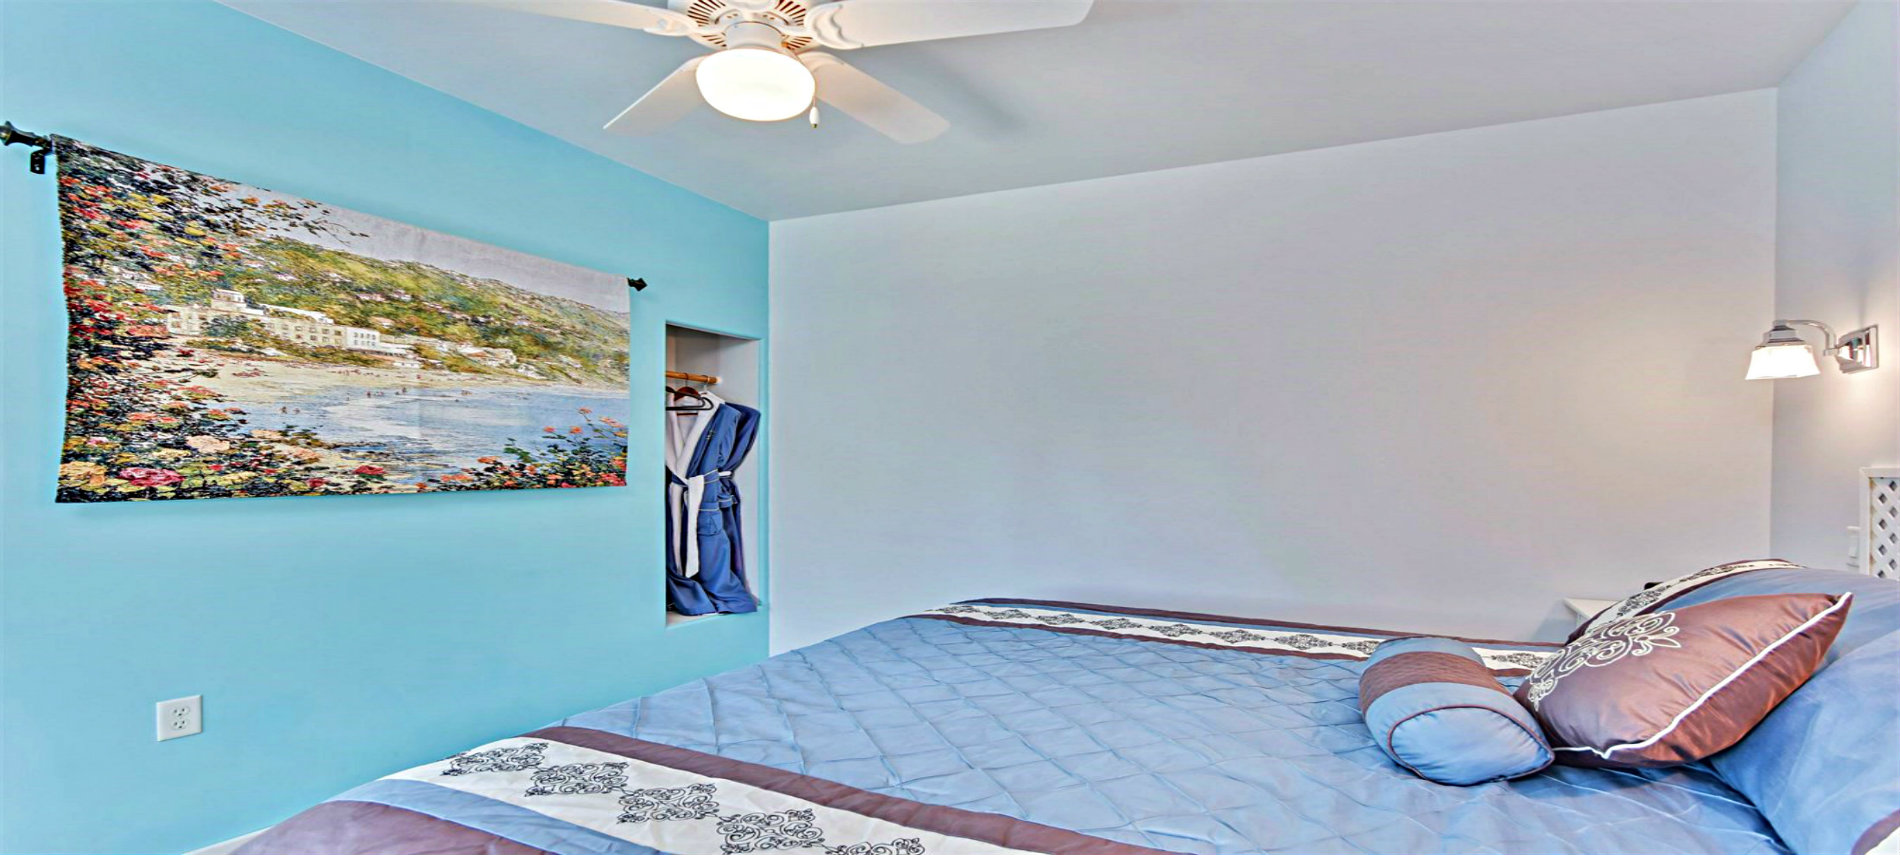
[54,138,630,502]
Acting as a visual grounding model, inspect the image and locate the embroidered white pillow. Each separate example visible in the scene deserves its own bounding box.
[1566,559,1802,642]
[1516,593,1851,768]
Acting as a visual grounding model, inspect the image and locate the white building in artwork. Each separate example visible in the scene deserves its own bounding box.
[382,334,517,369]
[164,288,514,372]
[456,345,517,367]
[164,288,398,355]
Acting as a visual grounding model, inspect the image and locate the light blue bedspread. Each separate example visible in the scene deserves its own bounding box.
[561,607,1787,854]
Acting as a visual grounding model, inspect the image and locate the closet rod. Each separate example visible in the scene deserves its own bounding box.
[665,370,720,385]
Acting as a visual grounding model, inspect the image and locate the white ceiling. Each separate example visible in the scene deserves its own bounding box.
[225,0,1850,220]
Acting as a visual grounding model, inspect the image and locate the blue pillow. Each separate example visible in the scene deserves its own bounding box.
[1654,567,1899,855]
[1359,636,1552,786]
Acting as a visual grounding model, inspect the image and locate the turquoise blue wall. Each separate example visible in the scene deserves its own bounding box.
[0,1,770,851]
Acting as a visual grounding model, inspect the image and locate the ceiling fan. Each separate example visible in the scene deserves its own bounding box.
[475,0,1094,143]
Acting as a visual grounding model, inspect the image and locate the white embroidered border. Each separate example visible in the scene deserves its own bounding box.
[1553,593,1854,760]
[1578,560,1801,636]
[920,604,1553,673]
[389,737,1039,855]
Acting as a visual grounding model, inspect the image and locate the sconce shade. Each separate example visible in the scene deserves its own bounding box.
[1746,324,1821,379]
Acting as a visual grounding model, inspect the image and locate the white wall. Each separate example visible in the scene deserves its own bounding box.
[1770,0,1900,571]
[769,91,1778,651]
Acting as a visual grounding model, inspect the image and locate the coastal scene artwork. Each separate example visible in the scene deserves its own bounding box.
[54,139,630,502]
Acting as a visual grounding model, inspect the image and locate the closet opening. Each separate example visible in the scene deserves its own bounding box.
[663,324,763,627]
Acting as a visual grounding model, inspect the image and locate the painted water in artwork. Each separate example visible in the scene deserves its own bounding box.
[54,139,630,502]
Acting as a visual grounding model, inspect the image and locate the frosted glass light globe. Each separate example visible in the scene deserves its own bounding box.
[1745,343,1820,379]
[695,48,815,122]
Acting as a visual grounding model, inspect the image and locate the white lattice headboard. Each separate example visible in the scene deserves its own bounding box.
[1863,467,1900,579]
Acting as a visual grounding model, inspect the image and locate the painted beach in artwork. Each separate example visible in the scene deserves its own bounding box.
[54,139,630,502]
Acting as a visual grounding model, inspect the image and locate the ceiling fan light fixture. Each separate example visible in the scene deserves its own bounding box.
[496,0,1094,141]
[694,45,815,123]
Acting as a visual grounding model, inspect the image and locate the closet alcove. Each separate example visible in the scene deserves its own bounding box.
[664,324,763,627]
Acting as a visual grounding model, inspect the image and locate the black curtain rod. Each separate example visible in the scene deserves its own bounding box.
[2,122,54,174]
[1,122,656,290]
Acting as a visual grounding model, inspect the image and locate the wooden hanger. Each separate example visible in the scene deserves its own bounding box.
[667,384,713,411]
[665,369,718,411]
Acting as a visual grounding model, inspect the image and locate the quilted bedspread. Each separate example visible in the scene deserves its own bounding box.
[239,600,1789,855]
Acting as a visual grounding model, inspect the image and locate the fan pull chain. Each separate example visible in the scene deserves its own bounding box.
[809,105,821,129]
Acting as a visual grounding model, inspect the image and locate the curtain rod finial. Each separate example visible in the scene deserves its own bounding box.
[1,121,54,174]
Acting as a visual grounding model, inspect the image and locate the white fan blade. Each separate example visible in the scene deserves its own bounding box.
[800,52,948,143]
[604,57,705,135]
[805,0,1092,49]
[468,0,696,37]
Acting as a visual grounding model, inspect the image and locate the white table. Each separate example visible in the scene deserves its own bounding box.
[1562,597,1618,629]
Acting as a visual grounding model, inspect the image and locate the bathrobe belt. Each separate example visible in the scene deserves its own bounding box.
[669,470,733,579]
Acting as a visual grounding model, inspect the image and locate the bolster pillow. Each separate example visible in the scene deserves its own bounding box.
[1359,636,1552,786]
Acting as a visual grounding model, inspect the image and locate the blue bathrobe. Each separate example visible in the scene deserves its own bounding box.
[665,396,761,616]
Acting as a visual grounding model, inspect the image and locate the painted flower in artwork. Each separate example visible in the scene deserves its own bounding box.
[120,467,184,487]
[184,435,232,454]
[60,461,110,488]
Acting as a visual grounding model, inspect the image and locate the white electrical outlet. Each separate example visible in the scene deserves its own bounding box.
[156,695,202,741]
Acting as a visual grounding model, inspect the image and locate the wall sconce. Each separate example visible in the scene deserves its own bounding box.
[1746,319,1880,380]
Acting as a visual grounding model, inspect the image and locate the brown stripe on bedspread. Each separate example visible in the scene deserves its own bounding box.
[1853,809,1900,855]
[528,725,1181,855]
[232,800,551,855]
[964,597,1563,648]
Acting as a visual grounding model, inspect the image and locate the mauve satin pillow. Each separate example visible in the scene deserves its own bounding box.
[1517,592,1851,769]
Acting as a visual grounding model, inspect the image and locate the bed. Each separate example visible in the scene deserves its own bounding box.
[236,569,1899,855]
